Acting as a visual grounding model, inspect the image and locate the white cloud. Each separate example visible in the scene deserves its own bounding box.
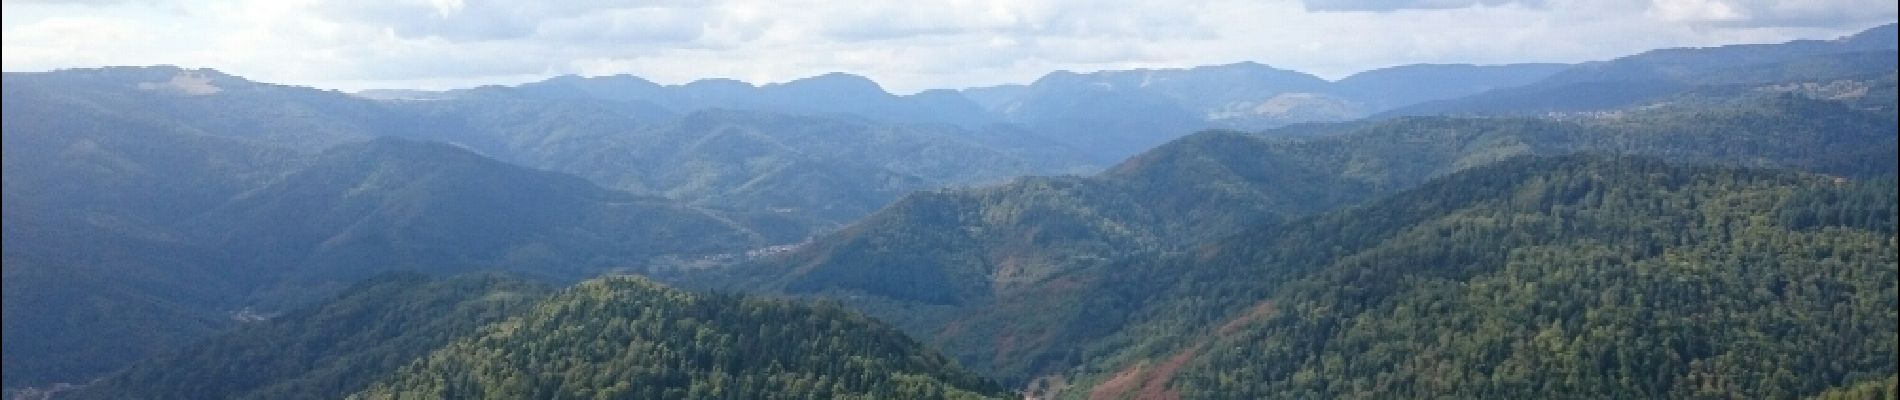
[1302,0,1548,12]
[1651,0,1900,27]
[0,0,146,5]
[2,16,177,69]
[1648,0,1746,23]
[533,7,708,44]
[2,0,1893,92]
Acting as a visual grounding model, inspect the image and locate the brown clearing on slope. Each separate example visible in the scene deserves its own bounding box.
[1086,300,1275,400]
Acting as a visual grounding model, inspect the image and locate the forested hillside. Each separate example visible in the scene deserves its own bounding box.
[1067,156,1896,399]
[395,102,1096,228]
[65,274,553,400]
[1385,23,1896,117]
[711,75,1898,385]
[0,106,778,386]
[55,274,1011,400]
[350,276,1009,400]
[190,137,776,289]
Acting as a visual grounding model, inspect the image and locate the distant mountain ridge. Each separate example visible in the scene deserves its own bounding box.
[442,71,1002,129]
[1386,22,1899,117]
[391,99,1098,231]
[5,64,1104,235]
[1,63,1098,388]
[3,66,405,152]
[396,61,1571,162]
[342,23,1895,164]
[0,96,785,387]
[961,61,1571,161]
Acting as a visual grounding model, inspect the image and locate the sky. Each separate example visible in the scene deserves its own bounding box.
[2,0,1895,93]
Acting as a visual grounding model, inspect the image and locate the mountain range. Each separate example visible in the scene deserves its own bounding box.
[1385,23,1899,117]
[2,22,1895,399]
[703,73,1897,385]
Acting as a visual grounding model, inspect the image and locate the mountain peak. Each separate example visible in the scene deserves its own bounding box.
[772,72,887,94]
[68,65,233,78]
[604,73,658,83]
[582,73,661,86]
[15,65,246,92]
[532,73,663,90]
[806,71,877,82]
[680,77,755,89]
[1840,22,1899,48]
[539,73,587,83]
[1028,70,1089,86]
[1197,60,1284,72]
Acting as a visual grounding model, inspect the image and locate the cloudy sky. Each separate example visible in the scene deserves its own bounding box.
[2,0,1894,93]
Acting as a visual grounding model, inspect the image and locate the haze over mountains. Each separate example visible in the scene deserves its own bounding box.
[369,60,1574,163]
[3,21,1896,400]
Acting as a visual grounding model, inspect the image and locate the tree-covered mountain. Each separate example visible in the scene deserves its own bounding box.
[189,137,778,296]
[0,64,1089,389]
[57,273,1011,400]
[0,66,418,152]
[1386,23,1898,117]
[978,70,1214,162]
[958,62,1571,160]
[1331,63,1570,111]
[946,23,1894,162]
[0,98,779,388]
[452,72,1001,129]
[62,273,554,400]
[350,275,1010,400]
[720,126,1385,304]
[398,60,1576,165]
[703,77,1897,385]
[1015,63,1335,129]
[394,100,1098,229]
[4,66,1101,236]
[1544,23,1896,86]
[3,75,317,386]
[1063,156,1896,399]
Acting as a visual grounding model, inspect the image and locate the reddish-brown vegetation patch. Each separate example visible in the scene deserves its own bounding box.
[1218,301,1276,337]
[1085,300,1277,399]
[1088,362,1148,400]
